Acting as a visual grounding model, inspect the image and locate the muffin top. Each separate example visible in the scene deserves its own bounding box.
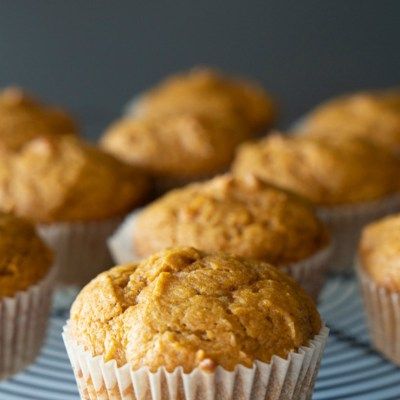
[0,212,53,297]
[232,134,400,206]
[134,175,328,264]
[0,136,150,223]
[101,112,249,180]
[302,89,400,150]
[70,247,321,372]
[130,67,276,133]
[0,87,78,150]
[359,214,400,291]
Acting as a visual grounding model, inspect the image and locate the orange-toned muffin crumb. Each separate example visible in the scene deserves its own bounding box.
[0,212,52,297]
[0,136,150,223]
[0,87,78,150]
[101,112,249,180]
[134,175,328,264]
[70,247,321,372]
[130,67,276,133]
[302,89,400,150]
[232,133,400,206]
[359,214,400,291]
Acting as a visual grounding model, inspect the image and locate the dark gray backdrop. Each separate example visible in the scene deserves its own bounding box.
[0,1,399,138]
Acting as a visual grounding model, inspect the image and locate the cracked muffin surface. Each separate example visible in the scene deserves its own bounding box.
[0,136,150,223]
[101,112,248,180]
[133,175,328,264]
[0,212,52,297]
[359,214,400,291]
[70,247,321,372]
[130,67,276,134]
[301,89,400,150]
[0,87,78,150]
[232,134,400,206]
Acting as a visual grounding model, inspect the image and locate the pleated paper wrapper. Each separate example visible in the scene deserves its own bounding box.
[63,323,329,400]
[38,216,123,286]
[108,210,332,300]
[357,266,400,366]
[0,265,56,379]
[317,193,400,273]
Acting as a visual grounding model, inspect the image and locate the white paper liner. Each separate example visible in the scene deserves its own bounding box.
[0,265,56,380]
[63,323,328,400]
[108,210,333,300]
[38,217,123,286]
[357,265,400,366]
[317,193,400,273]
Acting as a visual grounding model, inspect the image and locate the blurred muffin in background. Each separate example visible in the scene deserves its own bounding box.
[0,87,78,150]
[0,212,55,379]
[358,213,400,365]
[101,112,249,190]
[232,134,400,272]
[0,135,150,285]
[111,174,331,299]
[64,247,328,399]
[125,67,276,134]
[300,89,400,151]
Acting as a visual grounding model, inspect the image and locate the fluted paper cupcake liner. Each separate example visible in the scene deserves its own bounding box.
[108,210,333,300]
[38,217,123,286]
[0,266,56,380]
[317,193,400,273]
[63,323,329,400]
[357,266,400,366]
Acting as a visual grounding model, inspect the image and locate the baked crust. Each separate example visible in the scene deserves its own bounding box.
[70,247,321,372]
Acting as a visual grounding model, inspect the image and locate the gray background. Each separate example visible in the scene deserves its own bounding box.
[0,1,399,139]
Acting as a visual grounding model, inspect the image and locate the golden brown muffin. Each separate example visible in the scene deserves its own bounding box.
[101,112,249,181]
[302,89,400,150]
[70,247,321,372]
[0,212,52,297]
[359,214,400,291]
[130,67,276,133]
[134,175,328,264]
[232,134,400,206]
[0,136,150,223]
[0,87,78,150]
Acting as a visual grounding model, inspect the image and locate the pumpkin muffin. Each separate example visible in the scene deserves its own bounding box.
[232,134,400,271]
[0,135,150,285]
[358,214,400,365]
[301,89,400,151]
[100,112,249,188]
[0,86,78,150]
[128,67,276,134]
[0,212,55,379]
[64,247,328,399]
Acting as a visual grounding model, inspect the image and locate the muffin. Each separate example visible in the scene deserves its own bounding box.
[100,112,249,190]
[126,67,276,134]
[110,175,331,298]
[0,135,150,285]
[63,247,328,399]
[358,214,400,365]
[300,89,400,151]
[0,86,78,150]
[232,134,400,271]
[0,212,55,379]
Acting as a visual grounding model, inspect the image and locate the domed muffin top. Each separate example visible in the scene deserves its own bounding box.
[130,67,276,133]
[134,175,329,264]
[359,213,400,291]
[232,134,400,206]
[302,89,400,150]
[70,247,321,372]
[101,112,249,180]
[0,87,78,150]
[0,212,52,297]
[0,136,150,222]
